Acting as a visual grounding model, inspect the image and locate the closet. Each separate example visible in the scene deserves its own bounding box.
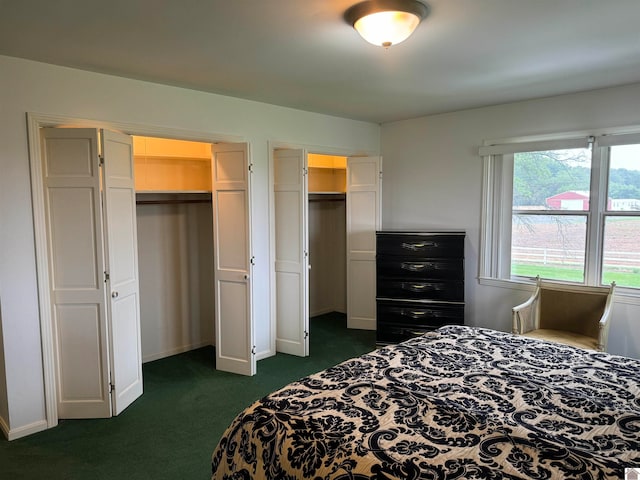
[273,150,381,357]
[38,128,255,421]
[133,136,254,376]
[132,136,215,363]
[308,155,347,317]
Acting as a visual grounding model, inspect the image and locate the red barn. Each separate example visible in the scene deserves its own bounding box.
[546,191,589,210]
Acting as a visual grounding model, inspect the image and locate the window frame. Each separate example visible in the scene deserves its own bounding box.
[479,129,640,302]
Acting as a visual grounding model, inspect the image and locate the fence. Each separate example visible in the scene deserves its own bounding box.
[512,246,640,270]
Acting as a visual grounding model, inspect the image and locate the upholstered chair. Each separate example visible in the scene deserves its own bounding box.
[512,276,616,351]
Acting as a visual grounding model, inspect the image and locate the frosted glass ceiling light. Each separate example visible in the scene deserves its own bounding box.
[345,0,429,48]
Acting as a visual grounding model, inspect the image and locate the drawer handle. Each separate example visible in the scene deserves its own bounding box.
[403,283,430,292]
[401,282,444,292]
[401,310,441,319]
[401,262,430,272]
[401,241,436,251]
[406,329,427,337]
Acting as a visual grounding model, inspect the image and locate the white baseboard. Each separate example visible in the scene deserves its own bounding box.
[347,317,376,331]
[142,340,213,363]
[5,419,48,441]
[310,308,346,318]
[255,348,274,361]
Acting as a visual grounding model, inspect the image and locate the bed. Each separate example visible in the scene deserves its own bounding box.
[211,325,640,479]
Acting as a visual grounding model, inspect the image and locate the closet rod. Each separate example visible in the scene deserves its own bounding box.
[136,199,211,205]
[309,198,345,202]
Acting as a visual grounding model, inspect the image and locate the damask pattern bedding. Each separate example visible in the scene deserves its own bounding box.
[211,326,640,479]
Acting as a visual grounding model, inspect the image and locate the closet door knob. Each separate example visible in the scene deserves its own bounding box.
[244,274,250,280]
[111,291,119,298]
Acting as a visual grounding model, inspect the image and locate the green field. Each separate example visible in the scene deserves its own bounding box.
[511,264,640,288]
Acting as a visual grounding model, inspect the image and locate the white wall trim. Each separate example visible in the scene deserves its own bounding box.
[270,139,378,158]
[478,125,640,298]
[27,112,247,433]
[310,307,340,318]
[254,349,272,361]
[478,156,495,279]
[267,142,278,358]
[478,276,640,305]
[347,318,376,331]
[142,341,214,364]
[27,111,245,144]
[481,124,640,150]
[5,419,48,441]
[26,113,58,429]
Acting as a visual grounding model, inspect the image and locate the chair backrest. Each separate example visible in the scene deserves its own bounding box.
[538,282,612,338]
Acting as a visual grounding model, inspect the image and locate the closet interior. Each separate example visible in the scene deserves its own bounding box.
[307,154,347,318]
[133,136,215,363]
[135,145,350,360]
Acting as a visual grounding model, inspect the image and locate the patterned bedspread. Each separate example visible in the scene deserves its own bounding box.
[211,326,640,479]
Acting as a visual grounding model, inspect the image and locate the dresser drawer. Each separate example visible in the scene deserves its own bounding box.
[377,234,464,258]
[377,256,463,279]
[376,323,440,345]
[377,300,463,327]
[377,279,464,302]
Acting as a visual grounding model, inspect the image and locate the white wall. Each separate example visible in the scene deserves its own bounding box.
[0,55,380,439]
[136,200,214,363]
[381,82,640,360]
[308,198,346,316]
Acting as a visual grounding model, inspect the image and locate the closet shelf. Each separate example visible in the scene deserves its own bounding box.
[309,192,346,201]
[136,191,211,205]
[308,165,346,170]
[136,190,211,194]
[134,155,210,161]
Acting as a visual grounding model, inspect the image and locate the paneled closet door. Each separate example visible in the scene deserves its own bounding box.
[101,130,143,415]
[41,128,112,418]
[273,149,309,356]
[346,156,382,330]
[211,143,255,376]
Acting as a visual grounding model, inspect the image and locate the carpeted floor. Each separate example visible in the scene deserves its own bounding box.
[0,312,375,480]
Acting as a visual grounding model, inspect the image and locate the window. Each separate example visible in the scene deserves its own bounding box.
[480,132,640,291]
[511,147,592,283]
[602,143,640,288]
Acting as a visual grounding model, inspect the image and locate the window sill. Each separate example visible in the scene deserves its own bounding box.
[478,276,640,306]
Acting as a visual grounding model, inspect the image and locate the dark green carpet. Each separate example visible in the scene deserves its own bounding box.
[1,313,375,480]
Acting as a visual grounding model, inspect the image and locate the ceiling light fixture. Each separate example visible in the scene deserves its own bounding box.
[344,0,429,48]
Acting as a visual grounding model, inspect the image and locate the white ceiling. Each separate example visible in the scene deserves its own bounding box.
[2,0,640,123]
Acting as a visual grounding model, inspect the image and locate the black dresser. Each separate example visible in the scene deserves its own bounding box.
[376,231,465,345]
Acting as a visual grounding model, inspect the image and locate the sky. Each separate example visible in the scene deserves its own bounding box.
[612,144,640,171]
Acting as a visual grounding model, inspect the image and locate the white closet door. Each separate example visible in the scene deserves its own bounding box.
[274,149,309,356]
[346,156,382,330]
[101,130,143,415]
[212,143,255,376]
[41,128,112,418]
